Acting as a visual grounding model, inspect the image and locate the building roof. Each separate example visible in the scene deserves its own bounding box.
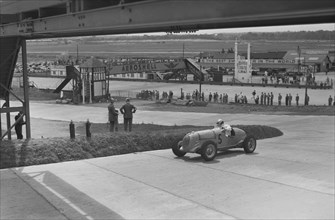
[241,51,287,59]
[283,51,330,63]
[80,57,106,68]
[200,51,287,60]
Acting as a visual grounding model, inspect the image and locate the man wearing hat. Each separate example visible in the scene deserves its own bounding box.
[108,98,119,132]
[120,98,137,132]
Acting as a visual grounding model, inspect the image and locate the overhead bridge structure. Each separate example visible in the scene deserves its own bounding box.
[1,0,335,139]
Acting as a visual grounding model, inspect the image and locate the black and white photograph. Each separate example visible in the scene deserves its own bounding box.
[1,0,334,219]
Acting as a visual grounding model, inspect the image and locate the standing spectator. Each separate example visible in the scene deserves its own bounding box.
[328,95,333,106]
[108,98,118,132]
[214,92,218,103]
[285,94,289,106]
[260,92,264,105]
[255,95,259,104]
[192,91,196,100]
[14,111,26,139]
[252,90,256,99]
[296,94,300,106]
[120,98,137,132]
[305,94,310,106]
[238,92,244,103]
[209,92,213,102]
[225,94,229,104]
[289,93,292,106]
[270,92,274,105]
[278,93,282,106]
[264,92,270,105]
[156,90,160,100]
[168,91,173,100]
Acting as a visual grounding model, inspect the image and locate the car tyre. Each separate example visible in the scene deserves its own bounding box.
[201,141,217,161]
[172,141,187,157]
[243,135,257,153]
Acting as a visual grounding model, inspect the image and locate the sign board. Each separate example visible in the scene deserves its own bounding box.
[236,56,252,83]
[110,61,186,74]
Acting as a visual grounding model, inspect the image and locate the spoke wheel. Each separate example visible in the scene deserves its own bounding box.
[201,141,217,161]
[243,136,257,153]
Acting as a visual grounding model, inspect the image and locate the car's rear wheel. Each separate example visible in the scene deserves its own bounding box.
[172,141,187,157]
[243,135,257,153]
[201,141,217,161]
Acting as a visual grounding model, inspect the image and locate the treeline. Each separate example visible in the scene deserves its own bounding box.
[80,30,335,42]
[238,31,335,40]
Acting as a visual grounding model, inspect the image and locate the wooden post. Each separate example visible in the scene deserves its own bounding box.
[69,120,75,139]
[86,119,91,138]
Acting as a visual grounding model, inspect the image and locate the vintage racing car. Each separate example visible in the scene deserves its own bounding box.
[172,126,256,161]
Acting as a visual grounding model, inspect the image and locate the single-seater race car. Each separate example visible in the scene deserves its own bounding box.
[172,124,256,161]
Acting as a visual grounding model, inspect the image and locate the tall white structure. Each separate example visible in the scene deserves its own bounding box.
[234,40,252,83]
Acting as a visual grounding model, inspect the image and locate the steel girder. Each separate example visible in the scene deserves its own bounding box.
[0,0,334,39]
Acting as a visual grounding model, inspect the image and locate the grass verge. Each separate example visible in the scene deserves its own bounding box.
[0,124,283,169]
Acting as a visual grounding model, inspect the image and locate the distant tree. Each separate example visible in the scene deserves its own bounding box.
[239,30,334,40]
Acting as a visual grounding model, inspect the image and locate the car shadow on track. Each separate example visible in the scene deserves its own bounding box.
[175,150,259,164]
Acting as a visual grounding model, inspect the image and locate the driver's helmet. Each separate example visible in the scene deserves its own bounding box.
[216,119,224,127]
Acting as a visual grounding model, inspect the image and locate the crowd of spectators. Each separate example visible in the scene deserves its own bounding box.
[137,88,334,107]
[261,72,333,88]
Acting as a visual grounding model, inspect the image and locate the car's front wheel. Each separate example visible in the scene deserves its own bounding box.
[172,141,187,157]
[243,135,257,153]
[201,141,217,161]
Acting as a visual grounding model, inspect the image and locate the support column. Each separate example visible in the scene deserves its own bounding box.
[22,39,31,139]
[247,43,251,83]
[89,71,92,104]
[5,95,11,140]
[0,100,2,138]
[82,73,85,104]
[234,39,238,83]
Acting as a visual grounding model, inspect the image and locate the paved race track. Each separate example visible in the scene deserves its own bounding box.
[1,102,334,219]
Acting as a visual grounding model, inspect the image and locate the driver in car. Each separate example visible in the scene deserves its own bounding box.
[216,119,232,137]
